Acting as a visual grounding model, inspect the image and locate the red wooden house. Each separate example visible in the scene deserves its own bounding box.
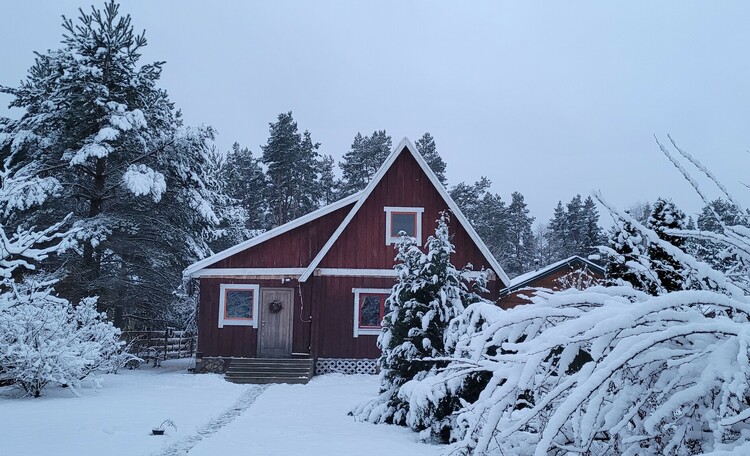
[184,138,510,379]
[498,255,605,308]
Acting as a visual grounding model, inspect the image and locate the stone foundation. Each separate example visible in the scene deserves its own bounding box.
[194,356,232,374]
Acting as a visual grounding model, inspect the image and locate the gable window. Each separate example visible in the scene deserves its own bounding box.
[384,206,424,245]
[218,284,259,328]
[353,288,391,337]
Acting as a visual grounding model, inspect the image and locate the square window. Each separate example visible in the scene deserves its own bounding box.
[391,212,416,238]
[219,284,259,328]
[353,288,391,337]
[384,206,424,245]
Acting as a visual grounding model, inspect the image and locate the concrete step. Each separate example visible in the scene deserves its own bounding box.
[224,357,313,384]
[225,375,310,384]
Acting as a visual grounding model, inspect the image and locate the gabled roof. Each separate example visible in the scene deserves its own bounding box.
[183,191,361,278]
[502,255,605,293]
[298,138,511,285]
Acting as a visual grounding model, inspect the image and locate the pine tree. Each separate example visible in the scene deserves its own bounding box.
[582,196,606,256]
[0,2,223,327]
[450,177,509,265]
[339,130,392,195]
[261,112,322,226]
[222,142,267,230]
[546,195,605,262]
[603,219,655,292]
[316,154,338,205]
[502,192,536,277]
[415,132,447,186]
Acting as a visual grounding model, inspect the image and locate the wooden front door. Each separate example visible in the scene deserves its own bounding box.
[257,288,294,358]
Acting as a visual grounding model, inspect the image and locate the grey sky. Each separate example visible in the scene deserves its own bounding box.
[2,1,749,224]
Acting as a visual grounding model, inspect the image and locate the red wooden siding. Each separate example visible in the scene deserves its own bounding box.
[499,267,605,308]
[319,150,501,293]
[207,203,354,269]
[198,278,313,357]
[310,276,396,359]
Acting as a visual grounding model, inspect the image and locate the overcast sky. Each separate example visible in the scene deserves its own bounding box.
[2,1,749,224]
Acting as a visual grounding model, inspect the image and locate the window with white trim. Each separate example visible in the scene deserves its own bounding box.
[353,288,390,337]
[218,284,259,328]
[384,206,423,245]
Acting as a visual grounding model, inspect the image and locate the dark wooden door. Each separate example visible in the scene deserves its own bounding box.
[258,288,294,358]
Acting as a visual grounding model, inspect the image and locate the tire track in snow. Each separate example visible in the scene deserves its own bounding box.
[154,384,267,456]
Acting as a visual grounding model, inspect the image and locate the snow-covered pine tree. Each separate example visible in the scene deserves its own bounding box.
[546,195,605,262]
[0,1,224,327]
[0,148,122,397]
[338,130,392,196]
[582,195,606,255]
[352,214,485,436]
[415,132,448,186]
[261,112,324,226]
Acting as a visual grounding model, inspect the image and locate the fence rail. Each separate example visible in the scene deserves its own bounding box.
[121,330,195,365]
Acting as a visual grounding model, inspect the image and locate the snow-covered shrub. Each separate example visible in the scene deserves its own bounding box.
[404,138,750,455]
[0,280,123,397]
[352,214,487,440]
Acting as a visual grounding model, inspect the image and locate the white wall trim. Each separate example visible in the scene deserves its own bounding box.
[352,288,391,338]
[319,268,398,277]
[183,191,361,278]
[384,206,424,245]
[318,268,491,279]
[218,283,260,328]
[191,268,305,278]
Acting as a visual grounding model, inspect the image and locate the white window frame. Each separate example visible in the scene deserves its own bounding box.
[218,283,260,328]
[384,206,424,245]
[353,288,391,337]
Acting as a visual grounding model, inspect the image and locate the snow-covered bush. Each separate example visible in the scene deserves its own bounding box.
[352,215,487,440]
[400,138,750,455]
[0,281,123,397]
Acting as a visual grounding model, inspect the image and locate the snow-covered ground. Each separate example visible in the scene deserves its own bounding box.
[0,360,441,456]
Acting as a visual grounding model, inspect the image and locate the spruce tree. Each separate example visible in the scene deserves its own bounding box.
[353,215,483,426]
[0,2,223,327]
[646,198,689,292]
[415,132,447,186]
[547,201,568,261]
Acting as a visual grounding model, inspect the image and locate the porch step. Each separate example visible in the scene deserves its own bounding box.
[225,357,313,385]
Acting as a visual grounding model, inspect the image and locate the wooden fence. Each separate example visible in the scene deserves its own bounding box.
[121,329,195,366]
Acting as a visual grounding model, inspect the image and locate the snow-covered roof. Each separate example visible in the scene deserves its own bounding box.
[183,191,362,278]
[298,137,511,285]
[503,255,605,292]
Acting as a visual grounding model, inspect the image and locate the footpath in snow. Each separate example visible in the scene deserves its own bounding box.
[0,361,442,456]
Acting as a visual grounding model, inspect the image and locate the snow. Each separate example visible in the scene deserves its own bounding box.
[0,362,441,456]
[123,164,167,202]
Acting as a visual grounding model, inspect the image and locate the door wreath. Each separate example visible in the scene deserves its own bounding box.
[268,299,283,314]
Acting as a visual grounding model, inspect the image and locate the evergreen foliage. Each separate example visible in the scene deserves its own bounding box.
[503,192,536,277]
[0,1,225,327]
[415,132,447,186]
[545,195,605,262]
[0,145,122,398]
[339,130,392,196]
[351,215,486,436]
[222,142,267,230]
